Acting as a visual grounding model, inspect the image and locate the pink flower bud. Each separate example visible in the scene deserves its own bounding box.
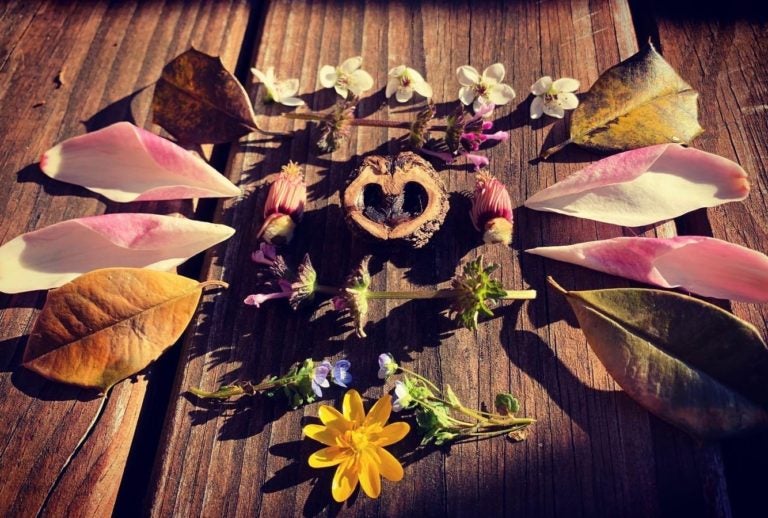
[470,172,514,245]
[257,162,307,244]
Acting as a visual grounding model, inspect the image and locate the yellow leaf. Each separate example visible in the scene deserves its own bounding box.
[22,268,226,392]
[541,44,703,159]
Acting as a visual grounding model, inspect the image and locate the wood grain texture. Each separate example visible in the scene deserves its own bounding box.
[636,2,768,515]
[0,1,252,515]
[148,1,730,516]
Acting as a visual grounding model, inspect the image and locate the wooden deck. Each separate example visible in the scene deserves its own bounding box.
[1,1,766,516]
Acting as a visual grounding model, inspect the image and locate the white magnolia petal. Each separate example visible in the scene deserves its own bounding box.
[348,69,374,94]
[339,56,363,74]
[456,65,480,86]
[543,101,564,118]
[530,96,545,119]
[385,78,399,98]
[412,79,433,98]
[523,144,750,227]
[395,87,413,103]
[459,86,477,105]
[278,96,305,107]
[0,214,235,293]
[39,122,241,201]
[487,83,515,105]
[559,92,579,110]
[530,76,553,96]
[482,63,506,83]
[319,65,337,88]
[264,67,276,83]
[552,77,580,92]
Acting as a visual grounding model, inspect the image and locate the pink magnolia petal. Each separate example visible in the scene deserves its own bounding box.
[527,236,768,302]
[0,214,234,293]
[524,144,750,226]
[40,122,241,202]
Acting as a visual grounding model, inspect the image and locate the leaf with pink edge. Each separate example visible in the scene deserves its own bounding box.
[40,122,241,202]
[528,236,768,302]
[525,144,749,226]
[0,213,234,293]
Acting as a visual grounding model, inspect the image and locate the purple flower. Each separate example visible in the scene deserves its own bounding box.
[243,279,292,308]
[311,361,332,397]
[377,353,398,379]
[251,242,277,266]
[331,360,352,387]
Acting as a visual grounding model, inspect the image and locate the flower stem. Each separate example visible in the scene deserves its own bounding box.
[283,112,447,131]
[366,289,536,300]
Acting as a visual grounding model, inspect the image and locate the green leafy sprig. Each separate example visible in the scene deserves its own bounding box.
[378,354,534,445]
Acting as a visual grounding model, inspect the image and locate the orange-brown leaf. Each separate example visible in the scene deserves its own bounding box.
[22,268,224,392]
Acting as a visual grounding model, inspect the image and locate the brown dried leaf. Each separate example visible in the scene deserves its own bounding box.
[23,268,226,392]
[541,44,703,159]
[153,48,257,144]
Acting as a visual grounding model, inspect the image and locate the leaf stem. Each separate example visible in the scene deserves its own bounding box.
[539,138,573,160]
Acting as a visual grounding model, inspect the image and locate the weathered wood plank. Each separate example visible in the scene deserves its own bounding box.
[636,3,768,515]
[0,1,253,515]
[149,0,729,516]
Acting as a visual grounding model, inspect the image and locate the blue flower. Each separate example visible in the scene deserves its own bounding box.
[377,353,398,379]
[331,360,352,387]
[311,361,331,397]
[392,380,413,412]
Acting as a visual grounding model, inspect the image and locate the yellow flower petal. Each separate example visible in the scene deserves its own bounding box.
[332,457,360,502]
[308,446,352,468]
[375,446,405,481]
[371,421,410,446]
[363,394,392,427]
[343,389,365,426]
[318,404,350,431]
[358,449,382,498]
[303,424,340,446]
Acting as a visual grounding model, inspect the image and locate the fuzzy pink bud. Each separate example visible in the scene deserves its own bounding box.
[470,172,514,245]
[257,162,307,244]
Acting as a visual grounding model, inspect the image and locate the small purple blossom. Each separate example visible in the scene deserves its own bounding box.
[311,360,332,397]
[243,279,292,308]
[377,353,398,379]
[251,242,277,265]
[331,296,348,311]
[331,360,352,387]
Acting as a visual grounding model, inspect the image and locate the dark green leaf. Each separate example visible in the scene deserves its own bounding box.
[542,44,703,159]
[153,48,258,144]
[549,277,768,439]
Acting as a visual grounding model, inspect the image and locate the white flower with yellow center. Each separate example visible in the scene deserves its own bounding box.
[457,63,516,111]
[251,66,304,106]
[319,56,374,98]
[385,65,433,103]
[530,76,580,119]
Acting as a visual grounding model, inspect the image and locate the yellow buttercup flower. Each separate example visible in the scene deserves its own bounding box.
[303,389,410,502]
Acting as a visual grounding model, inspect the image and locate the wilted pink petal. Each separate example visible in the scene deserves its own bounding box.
[470,172,514,245]
[527,236,768,302]
[524,145,750,226]
[467,154,489,170]
[0,213,234,293]
[40,122,241,202]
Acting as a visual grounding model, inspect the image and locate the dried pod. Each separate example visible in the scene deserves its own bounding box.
[342,152,448,248]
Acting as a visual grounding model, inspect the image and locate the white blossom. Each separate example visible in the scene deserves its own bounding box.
[385,65,433,103]
[251,66,304,106]
[319,56,374,98]
[457,63,516,111]
[530,76,580,119]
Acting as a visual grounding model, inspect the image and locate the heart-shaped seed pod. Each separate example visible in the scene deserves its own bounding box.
[342,152,449,248]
